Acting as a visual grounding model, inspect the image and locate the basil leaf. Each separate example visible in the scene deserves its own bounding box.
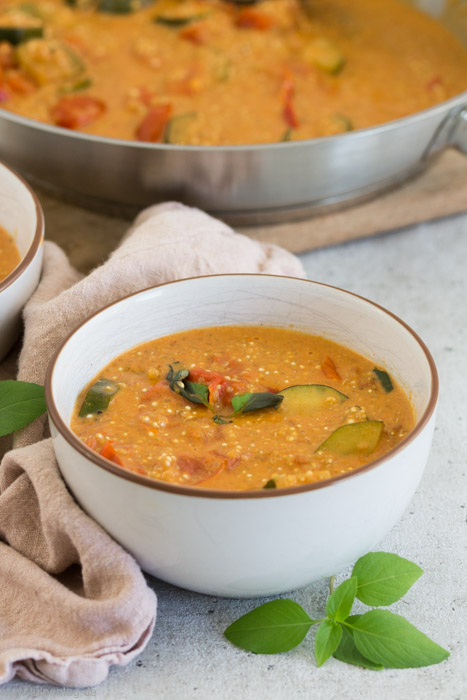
[232,392,283,414]
[263,479,276,489]
[352,552,423,606]
[224,599,317,654]
[349,610,450,668]
[373,368,393,393]
[326,577,357,622]
[166,364,208,406]
[166,362,189,387]
[0,380,46,436]
[333,617,383,670]
[315,620,342,667]
[183,381,209,405]
[78,377,120,417]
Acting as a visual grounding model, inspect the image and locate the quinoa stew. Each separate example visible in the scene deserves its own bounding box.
[70,325,415,490]
[0,0,466,144]
[0,225,20,281]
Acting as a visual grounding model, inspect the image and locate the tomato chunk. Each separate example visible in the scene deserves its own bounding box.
[177,451,240,485]
[188,366,248,408]
[6,72,36,94]
[141,380,171,401]
[136,103,172,142]
[236,8,273,30]
[51,95,106,129]
[179,24,207,45]
[281,73,299,128]
[99,441,123,466]
[321,355,342,381]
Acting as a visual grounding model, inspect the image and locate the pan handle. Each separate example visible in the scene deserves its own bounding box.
[449,107,467,153]
[424,105,467,157]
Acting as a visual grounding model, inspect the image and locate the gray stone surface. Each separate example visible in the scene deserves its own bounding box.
[3,214,466,700]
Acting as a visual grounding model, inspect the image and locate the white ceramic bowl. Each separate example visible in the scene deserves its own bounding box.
[0,162,44,361]
[46,275,438,598]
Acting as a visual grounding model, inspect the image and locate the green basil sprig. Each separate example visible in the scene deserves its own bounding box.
[166,363,282,422]
[224,552,449,669]
[0,380,46,436]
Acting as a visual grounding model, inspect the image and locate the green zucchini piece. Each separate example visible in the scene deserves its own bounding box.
[303,37,345,74]
[163,112,197,143]
[263,479,277,489]
[98,0,153,14]
[332,114,353,132]
[278,384,348,415]
[0,26,42,44]
[373,368,394,393]
[16,39,85,85]
[154,12,209,27]
[79,378,120,417]
[58,77,93,94]
[65,0,153,12]
[316,420,384,456]
[0,6,43,45]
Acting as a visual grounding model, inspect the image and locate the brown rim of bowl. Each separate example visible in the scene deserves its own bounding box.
[0,162,44,293]
[45,274,439,500]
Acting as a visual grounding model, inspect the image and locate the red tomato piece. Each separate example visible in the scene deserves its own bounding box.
[321,355,342,381]
[236,8,273,30]
[135,104,172,142]
[99,441,123,466]
[281,73,299,128]
[6,72,36,95]
[179,24,208,45]
[177,451,240,485]
[188,366,247,408]
[141,381,171,401]
[51,95,106,129]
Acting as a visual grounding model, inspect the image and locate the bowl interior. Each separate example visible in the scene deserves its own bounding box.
[50,276,436,438]
[0,161,40,258]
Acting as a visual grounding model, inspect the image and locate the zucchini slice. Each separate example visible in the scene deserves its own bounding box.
[16,39,85,85]
[0,6,43,45]
[331,114,353,132]
[98,0,153,14]
[58,77,93,94]
[316,420,384,456]
[65,0,153,12]
[278,384,348,415]
[163,112,197,143]
[303,37,345,74]
[79,378,120,417]
[373,368,394,393]
[154,12,209,26]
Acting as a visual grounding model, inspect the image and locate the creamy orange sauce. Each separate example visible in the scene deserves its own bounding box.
[71,326,415,491]
[0,0,466,144]
[0,225,20,281]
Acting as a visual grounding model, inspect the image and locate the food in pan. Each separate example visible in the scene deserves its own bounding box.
[0,225,20,281]
[71,325,415,490]
[0,0,466,144]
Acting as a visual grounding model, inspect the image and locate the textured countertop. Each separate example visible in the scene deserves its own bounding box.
[3,210,467,700]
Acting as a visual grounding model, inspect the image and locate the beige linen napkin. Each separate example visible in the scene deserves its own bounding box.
[0,202,305,688]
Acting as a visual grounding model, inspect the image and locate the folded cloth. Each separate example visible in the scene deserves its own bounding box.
[0,202,305,688]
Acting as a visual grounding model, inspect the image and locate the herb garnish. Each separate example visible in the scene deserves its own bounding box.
[224,552,449,669]
[167,363,210,406]
[78,377,120,417]
[263,479,277,489]
[166,363,283,422]
[231,392,282,414]
[373,368,394,393]
[0,380,46,436]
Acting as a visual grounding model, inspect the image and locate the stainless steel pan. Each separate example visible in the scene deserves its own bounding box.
[0,1,465,225]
